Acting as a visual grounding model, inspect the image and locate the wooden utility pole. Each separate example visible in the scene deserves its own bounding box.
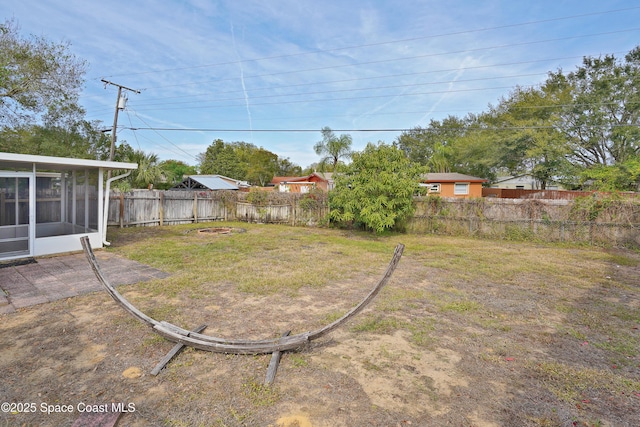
[101,79,140,177]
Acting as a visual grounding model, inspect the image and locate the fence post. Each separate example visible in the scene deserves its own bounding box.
[159,192,164,226]
[193,192,198,223]
[291,197,296,226]
[119,192,125,228]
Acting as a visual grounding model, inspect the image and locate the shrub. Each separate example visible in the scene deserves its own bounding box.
[328,142,426,233]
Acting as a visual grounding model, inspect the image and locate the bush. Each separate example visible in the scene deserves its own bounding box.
[328,143,425,233]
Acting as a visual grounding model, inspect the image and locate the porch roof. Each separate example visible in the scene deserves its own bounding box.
[0,152,137,171]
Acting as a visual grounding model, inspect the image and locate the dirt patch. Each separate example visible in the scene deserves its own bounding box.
[276,414,313,427]
[1,227,639,426]
[312,329,466,417]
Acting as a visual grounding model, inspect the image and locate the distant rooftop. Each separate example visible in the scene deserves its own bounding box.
[172,175,241,190]
[422,173,487,182]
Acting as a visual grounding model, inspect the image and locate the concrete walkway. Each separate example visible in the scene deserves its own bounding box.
[0,251,170,314]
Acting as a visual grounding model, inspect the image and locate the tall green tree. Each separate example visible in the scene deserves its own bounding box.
[551,47,640,167]
[0,120,110,159]
[0,19,87,127]
[396,115,499,181]
[198,139,286,185]
[159,159,197,189]
[449,122,500,182]
[580,156,640,191]
[329,143,425,233]
[482,84,572,189]
[132,151,163,188]
[246,147,277,186]
[395,115,466,170]
[198,139,247,179]
[314,126,352,171]
[276,157,303,176]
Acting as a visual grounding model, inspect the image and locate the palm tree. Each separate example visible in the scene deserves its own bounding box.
[428,142,453,173]
[314,126,352,171]
[129,150,163,188]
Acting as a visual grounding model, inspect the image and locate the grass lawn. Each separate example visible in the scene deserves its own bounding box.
[1,221,639,426]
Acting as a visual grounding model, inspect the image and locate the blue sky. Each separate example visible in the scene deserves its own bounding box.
[3,1,640,169]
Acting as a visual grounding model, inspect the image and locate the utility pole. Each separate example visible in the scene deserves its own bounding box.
[101,79,140,177]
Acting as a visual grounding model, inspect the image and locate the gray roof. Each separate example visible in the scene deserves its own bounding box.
[422,173,487,182]
[313,171,333,181]
[172,175,239,190]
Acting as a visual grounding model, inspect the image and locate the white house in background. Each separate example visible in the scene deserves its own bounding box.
[492,175,565,190]
[0,152,137,261]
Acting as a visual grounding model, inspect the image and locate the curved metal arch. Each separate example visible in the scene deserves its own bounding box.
[81,236,404,354]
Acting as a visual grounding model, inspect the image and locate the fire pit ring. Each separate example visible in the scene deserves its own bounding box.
[196,227,233,235]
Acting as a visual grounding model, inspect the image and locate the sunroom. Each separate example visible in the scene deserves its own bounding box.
[0,152,137,261]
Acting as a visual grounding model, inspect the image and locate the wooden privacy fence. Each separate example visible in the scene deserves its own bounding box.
[483,187,640,200]
[408,196,640,247]
[108,190,228,227]
[107,190,328,227]
[107,190,640,247]
[236,202,291,224]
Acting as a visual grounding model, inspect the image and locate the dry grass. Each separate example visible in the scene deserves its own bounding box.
[1,222,639,426]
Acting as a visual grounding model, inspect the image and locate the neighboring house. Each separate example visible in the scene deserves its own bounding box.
[271,172,334,193]
[0,152,137,261]
[420,173,487,198]
[313,172,334,191]
[171,175,250,191]
[492,175,565,190]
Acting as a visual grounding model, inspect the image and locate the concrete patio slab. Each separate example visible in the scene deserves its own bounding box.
[0,251,170,314]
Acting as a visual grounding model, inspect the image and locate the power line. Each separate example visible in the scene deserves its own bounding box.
[107,46,626,112]
[121,123,640,133]
[86,26,639,116]
[98,6,640,80]
[127,128,195,160]
[82,8,640,149]
[125,97,640,127]
[86,53,576,112]
[94,26,637,114]
[127,85,527,113]
[121,27,640,95]
[124,127,408,132]
[85,41,636,120]
[126,109,198,160]
[132,73,547,109]
[123,109,142,151]
[90,75,640,128]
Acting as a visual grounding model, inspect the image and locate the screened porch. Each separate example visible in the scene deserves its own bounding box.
[0,153,136,260]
